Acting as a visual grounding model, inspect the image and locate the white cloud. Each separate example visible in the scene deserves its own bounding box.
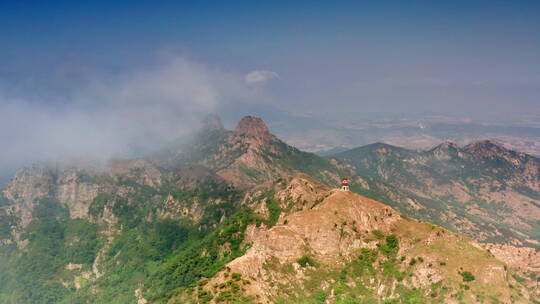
[245,70,280,84]
[0,55,264,173]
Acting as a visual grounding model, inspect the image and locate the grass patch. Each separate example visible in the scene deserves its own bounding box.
[297,255,319,268]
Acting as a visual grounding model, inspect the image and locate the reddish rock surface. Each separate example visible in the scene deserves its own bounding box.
[235,116,271,139]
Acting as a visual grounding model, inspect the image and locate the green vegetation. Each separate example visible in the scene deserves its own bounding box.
[512,274,526,284]
[460,271,475,282]
[331,141,540,247]
[0,179,255,303]
[297,255,319,268]
[265,197,282,227]
[1,121,536,303]
[272,233,450,303]
[0,199,100,303]
[0,195,17,239]
[88,193,111,218]
[379,234,399,257]
[373,230,385,239]
[147,208,259,301]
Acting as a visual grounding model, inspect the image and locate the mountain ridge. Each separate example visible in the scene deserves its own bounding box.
[178,175,536,303]
[330,139,540,247]
[0,116,539,303]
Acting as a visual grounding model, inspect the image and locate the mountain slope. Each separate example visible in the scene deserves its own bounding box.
[154,115,341,189]
[0,116,539,303]
[330,140,540,247]
[173,175,536,303]
[0,116,343,303]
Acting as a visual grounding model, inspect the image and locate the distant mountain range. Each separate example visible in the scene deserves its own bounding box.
[329,140,540,247]
[0,115,538,303]
[218,104,540,157]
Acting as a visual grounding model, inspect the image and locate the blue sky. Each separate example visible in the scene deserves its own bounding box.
[2,0,539,117]
[0,1,540,114]
[1,1,540,173]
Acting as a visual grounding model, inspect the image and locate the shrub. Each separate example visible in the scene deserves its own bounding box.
[379,235,399,258]
[373,230,384,239]
[297,255,318,267]
[340,269,347,282]
[266,198,281,227]
[512,274,525,283]
[460,271,475,282]
[385,235,398,249]
[315,290,328,303]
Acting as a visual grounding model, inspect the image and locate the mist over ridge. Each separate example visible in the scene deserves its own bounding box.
[0,55,280,177]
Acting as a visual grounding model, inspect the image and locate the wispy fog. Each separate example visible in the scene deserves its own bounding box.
[0,55,271,175]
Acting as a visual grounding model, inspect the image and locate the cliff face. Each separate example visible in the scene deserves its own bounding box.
[0,157,230,237]
[2,165,102,229]
[3,165,55,227]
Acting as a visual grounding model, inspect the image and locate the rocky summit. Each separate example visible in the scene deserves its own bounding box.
[234,116,272,140]
[0,116,538,303]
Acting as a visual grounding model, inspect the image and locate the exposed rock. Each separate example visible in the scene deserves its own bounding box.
[204,176,525,303]
[135,288,148,304]
[108,158,163,188]
[3,165,55,227]
[235,116,272,140]
[484,243,540,299]
[430,140,459,160]
[332,140,540,246]
[485,243,540,271]
[276,173,331,210]
[56,169,100,219]
[2,116,539,303]
[66,263,83,271]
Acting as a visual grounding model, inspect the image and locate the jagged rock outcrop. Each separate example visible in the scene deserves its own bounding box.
[108,158,164,188]
[56,168,101,219]
[234,116,272,140]
[155,115,338,189]
[2,165,101,227]
[3,165,55,227]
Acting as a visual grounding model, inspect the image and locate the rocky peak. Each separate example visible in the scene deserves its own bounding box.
[464,139,504,151]
[431,140,459,159]
[437,140,459,150]
[463,140,511,159]
[234,116,271,139]
[201,114,225,131]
